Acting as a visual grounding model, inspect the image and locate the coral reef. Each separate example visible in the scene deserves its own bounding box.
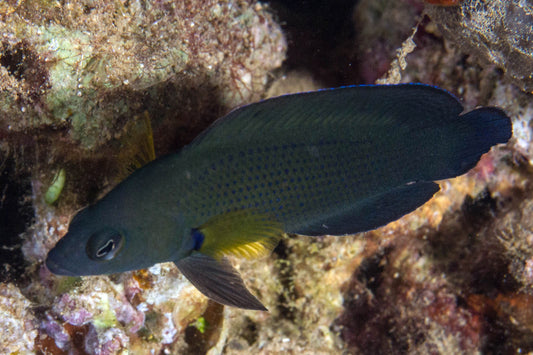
[426,0,533,92]
[2,0,287,353]
[0,0,285,153]
[0,283,37,353]
[353,0,424,84]
[3,0,533,353]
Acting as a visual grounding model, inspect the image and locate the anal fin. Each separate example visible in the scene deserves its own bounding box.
[175,253,267,311]
[295,181,440,236]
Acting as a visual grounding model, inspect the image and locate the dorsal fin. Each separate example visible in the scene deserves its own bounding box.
[116,112,156,180]
[186,84,464,151]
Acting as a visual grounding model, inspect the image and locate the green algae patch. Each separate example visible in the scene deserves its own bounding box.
[0,0,286,152]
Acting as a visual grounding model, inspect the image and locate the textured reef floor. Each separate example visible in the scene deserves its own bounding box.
[2,0,533,354]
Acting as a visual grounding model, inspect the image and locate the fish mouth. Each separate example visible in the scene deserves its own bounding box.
[45,249,78,276]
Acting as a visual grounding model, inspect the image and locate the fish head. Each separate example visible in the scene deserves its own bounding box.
[46,200,177,276]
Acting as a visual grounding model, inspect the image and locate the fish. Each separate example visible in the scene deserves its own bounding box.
[46,83,512,310]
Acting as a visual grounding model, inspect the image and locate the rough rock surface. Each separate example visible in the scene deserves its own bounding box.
[426,0,533,92]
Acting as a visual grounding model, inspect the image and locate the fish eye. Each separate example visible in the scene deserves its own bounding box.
[86,229,124,261]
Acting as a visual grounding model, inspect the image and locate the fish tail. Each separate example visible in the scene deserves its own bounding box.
[437,107,512,179]
[461,107,512,151]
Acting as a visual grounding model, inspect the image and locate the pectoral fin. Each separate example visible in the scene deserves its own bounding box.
[175,253,267,311]
[195,209,283,260]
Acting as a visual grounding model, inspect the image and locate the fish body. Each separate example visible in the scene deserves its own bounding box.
[46,84,512,310]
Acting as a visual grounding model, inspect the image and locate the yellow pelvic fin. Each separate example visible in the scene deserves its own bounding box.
[196,209,283,260]
[116,111,156,180]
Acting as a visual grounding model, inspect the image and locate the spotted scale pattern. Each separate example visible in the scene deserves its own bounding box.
[179,132,414,233]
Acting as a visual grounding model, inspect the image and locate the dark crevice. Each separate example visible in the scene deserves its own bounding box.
[1,41,50,104]
[268,0,359,86]
[460,188,498,231]
[272,238,298,320]
[430,188,523,295]
[0,157,34,283]
[240,316,259,345]
[183,301,224,355]
[335,246,412,354]
[1,43,29,80]
[356,247,389,295]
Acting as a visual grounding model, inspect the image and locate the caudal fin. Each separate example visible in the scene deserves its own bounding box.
[462,107,512,150]
[434,107,512,180]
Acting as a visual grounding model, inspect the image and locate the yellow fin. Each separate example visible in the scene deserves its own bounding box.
[116,111,156,180]
[196,209,283,260]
